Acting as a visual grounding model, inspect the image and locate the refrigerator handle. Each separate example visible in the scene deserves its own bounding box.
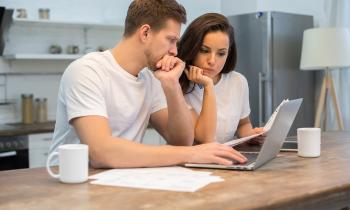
[258,72,264,126]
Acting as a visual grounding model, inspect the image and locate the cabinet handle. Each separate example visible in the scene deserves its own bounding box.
[0,151,17,157]
[258,72,264,126]
[42,138,52,141]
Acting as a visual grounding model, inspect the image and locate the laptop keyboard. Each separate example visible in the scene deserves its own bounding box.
[232,152,258,165]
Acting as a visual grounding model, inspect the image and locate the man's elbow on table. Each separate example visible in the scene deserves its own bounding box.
[88,145,112,169]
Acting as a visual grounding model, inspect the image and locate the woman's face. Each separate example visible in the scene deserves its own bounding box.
[193,31,229,84]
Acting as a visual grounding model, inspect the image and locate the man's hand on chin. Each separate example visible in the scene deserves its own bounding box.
[153,55,185,83]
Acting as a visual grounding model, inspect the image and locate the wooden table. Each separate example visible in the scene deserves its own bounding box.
[1,132,350,210]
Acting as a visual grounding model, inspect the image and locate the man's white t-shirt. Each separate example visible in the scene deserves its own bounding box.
[49,50,167,155]
[184,71,250,143]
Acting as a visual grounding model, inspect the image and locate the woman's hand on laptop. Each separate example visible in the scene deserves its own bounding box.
[248,127,266,145]
[186,143,247,165]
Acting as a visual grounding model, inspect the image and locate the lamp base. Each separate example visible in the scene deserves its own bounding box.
[314,69,344,130]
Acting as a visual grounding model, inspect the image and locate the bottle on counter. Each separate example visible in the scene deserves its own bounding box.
[21,94,34,124]
[35,98,48,123]
[42,98,48,122]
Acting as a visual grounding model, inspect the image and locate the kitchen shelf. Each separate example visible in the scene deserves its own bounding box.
[3,18,122,62]
[3,53,83,60]
[0,98,16,105]
[12,18,123,30]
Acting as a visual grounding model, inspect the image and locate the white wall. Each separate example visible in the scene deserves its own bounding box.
[178,0,221,25]
[0,0,132,24]
[222,0,324,26]
[221,0,258,16]
[0,0,221,123]
[7,74,61,120]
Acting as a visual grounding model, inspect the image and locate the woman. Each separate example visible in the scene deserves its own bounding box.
[178,13,263,144]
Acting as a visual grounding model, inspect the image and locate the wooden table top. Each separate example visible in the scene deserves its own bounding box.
[1,132,350,210]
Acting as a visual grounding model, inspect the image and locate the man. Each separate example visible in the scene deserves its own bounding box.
[49,0,247,168]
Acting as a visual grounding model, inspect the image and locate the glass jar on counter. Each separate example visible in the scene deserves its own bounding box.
[21,94,34,124]
[35,98,48,123]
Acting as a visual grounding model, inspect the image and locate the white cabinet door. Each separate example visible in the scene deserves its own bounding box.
[28,132,53,168]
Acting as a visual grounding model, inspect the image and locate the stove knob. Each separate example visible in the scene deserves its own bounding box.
[13,141,18,148]
[20,140,26,147]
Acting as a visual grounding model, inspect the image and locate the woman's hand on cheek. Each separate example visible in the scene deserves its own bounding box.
[184,65,213,87]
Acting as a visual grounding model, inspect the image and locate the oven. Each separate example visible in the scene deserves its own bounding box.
[0,135,29,170]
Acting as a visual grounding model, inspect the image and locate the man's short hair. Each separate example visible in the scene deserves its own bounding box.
[124,0,187,37]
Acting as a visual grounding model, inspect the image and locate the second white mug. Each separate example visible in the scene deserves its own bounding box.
[297,128,321,158]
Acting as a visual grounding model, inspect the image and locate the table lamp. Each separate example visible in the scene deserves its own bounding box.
[300,27,350,130]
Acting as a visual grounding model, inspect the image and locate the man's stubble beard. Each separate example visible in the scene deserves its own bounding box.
[145,48,159,71]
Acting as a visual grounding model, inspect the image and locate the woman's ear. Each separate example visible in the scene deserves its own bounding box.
[139,24,151,42]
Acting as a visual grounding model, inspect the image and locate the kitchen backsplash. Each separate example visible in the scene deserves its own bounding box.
[0,74,61,123]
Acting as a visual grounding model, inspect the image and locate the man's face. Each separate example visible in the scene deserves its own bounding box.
[145,19,181,71]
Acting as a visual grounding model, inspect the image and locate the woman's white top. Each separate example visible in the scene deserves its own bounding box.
[184,71,250,143]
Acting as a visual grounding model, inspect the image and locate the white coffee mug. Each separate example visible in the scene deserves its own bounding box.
[297,128,321,157]
[46,144,88,183]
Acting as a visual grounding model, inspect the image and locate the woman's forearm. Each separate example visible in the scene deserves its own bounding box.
[194,83,217,143]
[237,117,255,137]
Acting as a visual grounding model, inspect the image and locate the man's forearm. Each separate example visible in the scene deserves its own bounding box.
[90,137,191,168]
[161,79,194,146]
[73,116,193,168]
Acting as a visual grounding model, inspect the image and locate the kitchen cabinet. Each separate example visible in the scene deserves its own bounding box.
[28,132,53,168]
[3,18,124,61]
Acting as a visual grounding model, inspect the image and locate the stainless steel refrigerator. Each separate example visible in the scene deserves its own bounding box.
[228,12,315,135]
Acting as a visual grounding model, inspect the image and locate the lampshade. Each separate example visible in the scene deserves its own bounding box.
[300,27,350,70]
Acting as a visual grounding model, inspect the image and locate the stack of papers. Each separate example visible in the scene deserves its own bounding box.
[263,99,289,131]
[224,99,289,147]
[89,166,223,192]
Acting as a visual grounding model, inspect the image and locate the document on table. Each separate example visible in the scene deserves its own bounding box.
[224,99,289,147]
[89,166,223,192]
[223,132,263,147]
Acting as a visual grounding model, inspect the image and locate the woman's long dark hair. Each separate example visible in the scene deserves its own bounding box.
[178,13,237,94]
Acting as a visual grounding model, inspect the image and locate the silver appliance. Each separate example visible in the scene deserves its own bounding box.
[228,12,315,135]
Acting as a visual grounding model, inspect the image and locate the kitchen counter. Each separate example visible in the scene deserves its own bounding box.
[0,121,55,137]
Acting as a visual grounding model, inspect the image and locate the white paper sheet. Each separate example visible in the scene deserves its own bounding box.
[223,132,264,146]
[89,166,223,192]
[263,99,289,131]
[223,99,289,147]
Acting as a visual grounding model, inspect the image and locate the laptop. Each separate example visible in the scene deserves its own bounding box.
[184,98,303,171]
